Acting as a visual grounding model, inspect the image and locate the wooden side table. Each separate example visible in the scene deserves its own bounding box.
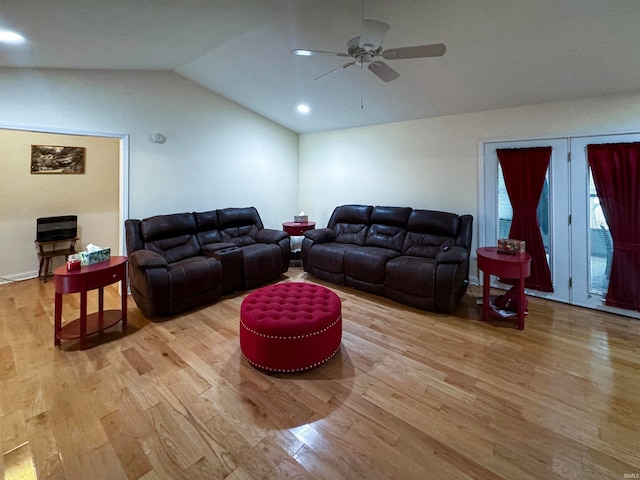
[35,237,78,282]
[54,256,127,349]
[477,246,532,330]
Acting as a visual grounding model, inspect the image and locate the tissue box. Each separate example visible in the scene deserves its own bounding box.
[294,215,308,223]
[497,239,525,255]
[79,247,111,266]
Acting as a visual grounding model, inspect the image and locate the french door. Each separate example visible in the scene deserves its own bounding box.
[482,138,570,303]
[482,133,640,318]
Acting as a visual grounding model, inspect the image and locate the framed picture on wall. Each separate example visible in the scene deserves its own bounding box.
[30,145,86,174]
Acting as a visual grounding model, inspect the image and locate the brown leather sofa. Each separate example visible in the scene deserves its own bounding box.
[125,207,290,318]
[301,205,473,313]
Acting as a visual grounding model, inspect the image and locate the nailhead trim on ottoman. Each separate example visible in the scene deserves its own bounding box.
[240,282,342,372]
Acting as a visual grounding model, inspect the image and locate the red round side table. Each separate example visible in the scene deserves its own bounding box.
[477,247,531,330]
[282,221,316,236]
[283,222,316,267]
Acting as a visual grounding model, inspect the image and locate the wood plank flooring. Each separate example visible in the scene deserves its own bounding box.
[0,268,639,479]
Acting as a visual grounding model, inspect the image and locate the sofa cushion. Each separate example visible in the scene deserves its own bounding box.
[140,213,196,241]
[145,234,201,264]
[407,209,460,237]
[344,246,400,284]
[309,243,361,274]
[327,204,372,245]
[241,243,281,276]
[217,207,263,246]
[194,210,218,230]
[402,210,459,257]
[385,256,436,297]
[402,233,452,258]
[194,210,223,246]
[167,256,222,299]
[221,224,259,246]
[365,223,407,251]
[370,206,412,227]
[218,207,264,229]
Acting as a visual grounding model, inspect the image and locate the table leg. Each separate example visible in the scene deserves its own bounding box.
[80,290,87,350]
[121,274,128,332]
[54,293,62,346]
[482,270,491,322]
[98,285,105,333]
[517,276,526,330]
[44,258,51,282]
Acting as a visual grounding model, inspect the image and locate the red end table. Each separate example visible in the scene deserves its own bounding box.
[283,222,316,267]
[54,256,128,349]
[477,247,532,330]
[282,221,316,236]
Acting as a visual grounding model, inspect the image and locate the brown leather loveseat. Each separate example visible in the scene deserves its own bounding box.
[301,205,473,313]
[125,207,290,318]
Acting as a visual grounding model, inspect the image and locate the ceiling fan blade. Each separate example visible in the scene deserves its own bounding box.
[368,61,400,82]
[359,19,390,50]
[315,61,356,81]
[382,43,446,60]
[291,49,350,58]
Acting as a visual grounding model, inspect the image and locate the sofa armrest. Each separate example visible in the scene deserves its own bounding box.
[129,250,168,270]
[435,245,470,313]
[256,228,289,244]
[435,246,469,264]
[304,228,336,244]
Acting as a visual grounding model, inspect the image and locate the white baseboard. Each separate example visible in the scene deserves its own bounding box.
[0,270,38,284]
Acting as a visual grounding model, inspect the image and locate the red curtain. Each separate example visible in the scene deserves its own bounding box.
[587,142,640,311]
[497,147,554,292]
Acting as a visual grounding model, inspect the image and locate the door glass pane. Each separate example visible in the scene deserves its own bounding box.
[497,168,512,239]
[497,168,550,257]
[589,170,612,294]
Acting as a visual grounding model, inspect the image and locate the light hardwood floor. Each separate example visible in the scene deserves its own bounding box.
[1,268,639,479]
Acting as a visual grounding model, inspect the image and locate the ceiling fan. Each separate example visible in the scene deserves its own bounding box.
[291,11,446,83]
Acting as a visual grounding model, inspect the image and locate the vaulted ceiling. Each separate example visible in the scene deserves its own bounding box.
[2,0,640,133]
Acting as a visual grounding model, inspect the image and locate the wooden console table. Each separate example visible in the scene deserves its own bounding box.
[53,256,127,350]
[36,237,78,282]
[477,246,532,330]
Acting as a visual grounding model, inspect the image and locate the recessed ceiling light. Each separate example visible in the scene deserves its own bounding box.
[297,104,310,114]
[0,30,26,45]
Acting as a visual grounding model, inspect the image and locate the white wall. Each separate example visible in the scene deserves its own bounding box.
[0,68,299,225]
[3,67,640,281]
[299,92,640,275]
[0,68,299,278]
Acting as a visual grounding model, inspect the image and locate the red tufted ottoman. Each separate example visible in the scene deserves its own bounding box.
[240,282,342,372]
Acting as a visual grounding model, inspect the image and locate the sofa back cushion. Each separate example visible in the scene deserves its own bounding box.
[140,213,201,263]
[402,210,461,258]
[327,205,372,245]
[218,207,262,246]
[194,210,222,246]
[365,206,412,251]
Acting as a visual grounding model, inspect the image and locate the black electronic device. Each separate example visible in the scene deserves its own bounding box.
[36,215,78,242]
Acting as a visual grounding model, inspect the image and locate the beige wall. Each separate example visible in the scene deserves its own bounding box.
[299,92,640,278]
[0,129,120,279]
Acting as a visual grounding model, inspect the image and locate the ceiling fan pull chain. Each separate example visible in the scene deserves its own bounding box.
[360,61,364,110]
